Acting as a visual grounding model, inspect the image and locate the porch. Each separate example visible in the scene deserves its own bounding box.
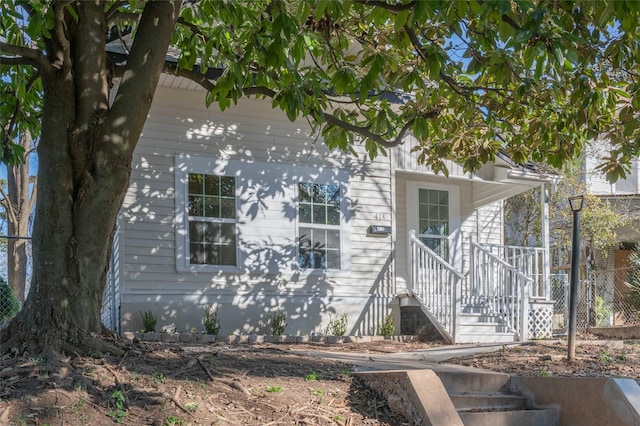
[404,230,554,344]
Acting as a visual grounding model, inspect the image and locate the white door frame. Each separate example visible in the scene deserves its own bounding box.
[406,180,461,271]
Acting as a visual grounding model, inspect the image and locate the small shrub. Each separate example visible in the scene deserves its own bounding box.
[305,372,319,381]
[377,315,395,336]
[164,416,184,426]
[202,305,220,335]
[151,370,165,383]
[326,313,348,336]
[265,385,283,393]
[141,310,157,333]
[108,390,127,423]
[267,309,287,336]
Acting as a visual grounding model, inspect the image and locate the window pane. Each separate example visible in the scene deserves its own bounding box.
[220,176,235,197]
[190,243,206,264]
[439,191,448,204]
[327,230,340,248]
[299,204,311,223]
[189,221,205,242]
[326,249,340,269]
[220,245,236,265]
[220,198,235,218]
[204,197,220,218]
[312,205,326,224]
[188,195,203,216]
[204,175,219,196]
[205,245,219,265]
[188,174,202,194]
[327,206,340,225]
[299,183,311,202]
[312,184,324,203]
[439,206,447,221]
[220,223,235,244]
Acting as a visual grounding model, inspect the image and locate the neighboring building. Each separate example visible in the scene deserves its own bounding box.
[101,74,559,343]
[582,148,640,327]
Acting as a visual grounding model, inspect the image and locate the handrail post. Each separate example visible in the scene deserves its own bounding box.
[521,277,530,342]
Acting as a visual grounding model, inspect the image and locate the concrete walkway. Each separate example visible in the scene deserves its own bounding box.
[293,342,526,372]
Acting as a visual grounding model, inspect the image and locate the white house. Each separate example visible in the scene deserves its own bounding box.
[101,74,559,343]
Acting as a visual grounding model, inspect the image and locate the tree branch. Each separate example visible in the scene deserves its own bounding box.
[0,56,41,68]
[28,176,37,216]
[0,42,49,70]
[354,0,415,13]
[53,1,73,72]
[323,112,415,148]
[0,185,17,226]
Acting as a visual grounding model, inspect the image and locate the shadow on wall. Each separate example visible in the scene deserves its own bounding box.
[118,134,396,335]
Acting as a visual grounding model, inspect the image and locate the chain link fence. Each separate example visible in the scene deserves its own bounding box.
[0,238,32,329]
[552,267,640,335]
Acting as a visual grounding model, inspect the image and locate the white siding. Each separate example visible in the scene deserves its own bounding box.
[120,86,395,335]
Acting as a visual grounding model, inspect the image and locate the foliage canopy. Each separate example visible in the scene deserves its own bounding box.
[2,0,640,178]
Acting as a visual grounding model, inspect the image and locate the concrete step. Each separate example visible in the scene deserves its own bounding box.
[435,370,511,394]
[455,332,517,343]
[458,408,558,426]
[449,392,528,411]
[439,370,558,426]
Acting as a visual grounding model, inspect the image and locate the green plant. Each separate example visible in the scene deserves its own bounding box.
[107,390,127,423]
[71,398,87,412]
[265,385,283,393]
[267,309,287,336]
[596,350,613,365]
[0,279,19,324]
[151,370,165,383]
[326,313,348,336]
[376,315,395,336]
[164,416,184,426]
[538,370,551,377]
[333,415,344,422]
[141,310,157,333]
[202,305,220,335]
[595,295,613,326]
[184,402,198,412]
[305,372,319,381]
[311,388,324,396]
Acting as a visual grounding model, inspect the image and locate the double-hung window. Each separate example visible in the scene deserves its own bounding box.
[298,183,341,270]
[187,173,237,266]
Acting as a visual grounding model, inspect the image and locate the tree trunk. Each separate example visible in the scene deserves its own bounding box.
[1,1,182,355]
[7,130,35,304]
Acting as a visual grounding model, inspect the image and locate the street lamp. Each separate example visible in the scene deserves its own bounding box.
[567,195,584,362]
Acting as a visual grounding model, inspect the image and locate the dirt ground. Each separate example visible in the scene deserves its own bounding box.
[1,335,640,426]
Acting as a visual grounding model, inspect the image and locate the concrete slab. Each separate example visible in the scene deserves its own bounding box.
[354,369,463,426]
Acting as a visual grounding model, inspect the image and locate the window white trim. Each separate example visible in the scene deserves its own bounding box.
[296,182,346,272]
[175,155,241,273]
[175,154,351,275]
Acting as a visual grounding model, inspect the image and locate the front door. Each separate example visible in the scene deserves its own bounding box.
[407,181,460,268]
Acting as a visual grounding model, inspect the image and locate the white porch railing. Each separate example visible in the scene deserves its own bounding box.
[482,244,549,300]
[470,242,532,340]
[410,230,464,342]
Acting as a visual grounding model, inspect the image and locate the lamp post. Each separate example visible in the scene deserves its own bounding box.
[567,195,584,362]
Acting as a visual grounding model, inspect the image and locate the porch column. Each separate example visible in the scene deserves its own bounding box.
[540,183,550,299]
